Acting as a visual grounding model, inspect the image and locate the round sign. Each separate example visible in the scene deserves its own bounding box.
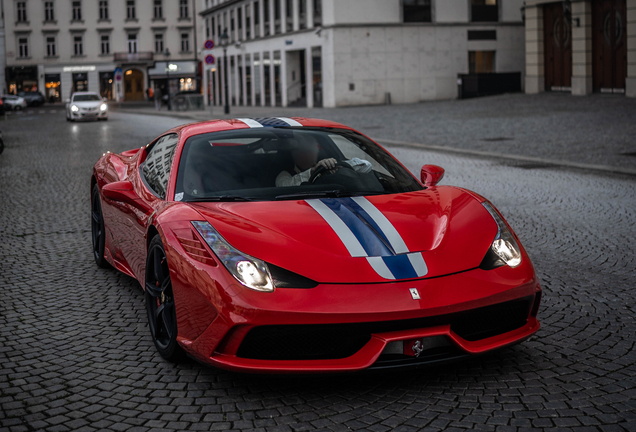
[116,75,122,81]
[205,55,215,65]
[204,40,215,50]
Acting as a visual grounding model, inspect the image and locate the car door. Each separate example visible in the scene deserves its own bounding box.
[123,133,179,281]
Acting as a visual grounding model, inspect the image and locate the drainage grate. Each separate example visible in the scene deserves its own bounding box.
[503,162,552,170]
[481,137,514,142]
[620,151,636,157]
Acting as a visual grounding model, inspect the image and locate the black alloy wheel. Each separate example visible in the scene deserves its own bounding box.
[91,184,111,268]
[145,236,184,362]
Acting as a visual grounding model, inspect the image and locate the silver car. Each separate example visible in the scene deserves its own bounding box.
[66,92,108,122]
[2,95,28,111]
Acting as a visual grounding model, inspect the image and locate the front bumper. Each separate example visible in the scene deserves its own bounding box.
[70,109,107,120]
[167,232,541,373]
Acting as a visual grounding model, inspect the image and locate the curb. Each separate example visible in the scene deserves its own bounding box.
[375,138,636,178]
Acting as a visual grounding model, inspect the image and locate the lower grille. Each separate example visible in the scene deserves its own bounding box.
[237,296,534,361]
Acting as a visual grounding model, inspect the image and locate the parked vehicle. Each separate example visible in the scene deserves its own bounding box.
[66,92,108,121]
[17,91,45,107]
[2,95,27,111]
[0,98,5,115]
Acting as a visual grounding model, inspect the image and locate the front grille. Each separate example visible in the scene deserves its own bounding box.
[236,296,535,360]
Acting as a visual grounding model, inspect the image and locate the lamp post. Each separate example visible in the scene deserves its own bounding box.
[164,48,172,111]
[219,29,230,114]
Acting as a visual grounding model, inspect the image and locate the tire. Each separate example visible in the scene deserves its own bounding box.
[145,235,184,362]
[91,184,111,268]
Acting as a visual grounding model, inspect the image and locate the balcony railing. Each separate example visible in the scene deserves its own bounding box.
[114,52,154,62]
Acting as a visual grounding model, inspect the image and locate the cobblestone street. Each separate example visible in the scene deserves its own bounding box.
[1,98,635,432]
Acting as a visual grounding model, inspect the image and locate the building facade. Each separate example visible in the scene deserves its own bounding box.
[525,0,636,97]
[199,0,526,108]
[4,0,200,102]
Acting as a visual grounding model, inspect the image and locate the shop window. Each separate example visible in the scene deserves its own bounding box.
[154,34,164,53]
[181,33,190,52]
[126,0,136,19]
[99,0,108,20]
[403,0,431,23]
[101,34,110,54]
[73,73,88,92]
[128,34,138,54]
[44,1,55,21]
[154,0,162,19]
[179,77,196,92]
[73,35,83,55]
[46,36,56,57]
[72,1,82,21]
[469,51,495,73]
[471,0,498,22]
[45,74,61,102]
[179,0,189,18]
[18,37,29,58]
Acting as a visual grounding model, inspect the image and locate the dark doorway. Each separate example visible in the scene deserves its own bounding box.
[543,3,572,91]
[73,73,88,92]
[99,72,113,100]
[592,0,627,92]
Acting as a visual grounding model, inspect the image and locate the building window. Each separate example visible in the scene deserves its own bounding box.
[299,0,306,29]
[126,0,136,19]
[286,0,292,32]
[44,1,55,21]
[238,7,243,40]
[128,33,137,53]
[18,37,29,57]
[471,0,498,22]
[73,35,83,55]
[154,0,162,19]
[179,0,189,18]
[403,0,431,22]
[469,51,495,73]
[313,0,321,27]
[254,2,260,37]
[72,1,82,21]
[274,0,281,34]
[46,36,56,56]
[17,1,28,22]
[245,6,250,39]
[205,18,210,38]
[154,33,164,53]
[101,34,110,54]
[263,0,270,36]
[180,32,190,52]
[211,16,215,38]
[99,0,108,19]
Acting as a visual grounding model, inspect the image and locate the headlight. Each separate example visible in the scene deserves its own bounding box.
[71,105,79,112]
[100,103,108,111]
[192,221,274,292]
[481,202,522,269]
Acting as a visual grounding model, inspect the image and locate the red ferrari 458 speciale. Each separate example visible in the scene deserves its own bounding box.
[91,117,541,373]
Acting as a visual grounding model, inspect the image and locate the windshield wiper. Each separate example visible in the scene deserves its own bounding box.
[275,190,384,200]
[187,195,253,202]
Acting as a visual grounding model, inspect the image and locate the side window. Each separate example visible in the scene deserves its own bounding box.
[142,134,179,199]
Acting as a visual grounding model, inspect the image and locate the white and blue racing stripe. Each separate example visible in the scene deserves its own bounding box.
[307,197,428,280]
[238,117,303,128]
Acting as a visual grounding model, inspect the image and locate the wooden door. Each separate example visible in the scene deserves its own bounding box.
[124,69,145,101]
[544,3,572,91]
[593,0,627,92]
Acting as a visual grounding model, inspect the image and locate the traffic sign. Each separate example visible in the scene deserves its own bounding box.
[205,55,215,65]
[204,40,215,50]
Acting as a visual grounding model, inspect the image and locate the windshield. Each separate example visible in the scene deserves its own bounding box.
[73,94,101,102]
[175,128,422,202]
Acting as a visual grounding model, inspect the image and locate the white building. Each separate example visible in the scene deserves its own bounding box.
[4,0,200,102]
[199,0,526,108]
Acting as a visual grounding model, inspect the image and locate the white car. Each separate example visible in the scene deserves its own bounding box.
[66,92,108,122]
[2,95,28,111]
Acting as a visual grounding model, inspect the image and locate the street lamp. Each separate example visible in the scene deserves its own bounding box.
[219,28,230,114]
[164,48,172,111]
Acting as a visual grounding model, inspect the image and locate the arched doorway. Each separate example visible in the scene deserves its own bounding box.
[124,69,145,101]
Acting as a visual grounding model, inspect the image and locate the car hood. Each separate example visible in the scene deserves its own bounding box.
[71,101,102,108]
[190,186,498,284]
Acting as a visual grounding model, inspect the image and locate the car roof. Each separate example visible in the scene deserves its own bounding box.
[159,118,356,143]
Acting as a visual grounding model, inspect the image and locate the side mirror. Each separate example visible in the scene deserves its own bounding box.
[420,165,445,187]
[102,181,139,205]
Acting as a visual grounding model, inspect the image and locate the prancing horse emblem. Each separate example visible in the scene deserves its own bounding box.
[409,288,420,300]
[412,340,424,357]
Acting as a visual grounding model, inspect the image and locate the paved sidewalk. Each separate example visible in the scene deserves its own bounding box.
[113,93,636,175]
